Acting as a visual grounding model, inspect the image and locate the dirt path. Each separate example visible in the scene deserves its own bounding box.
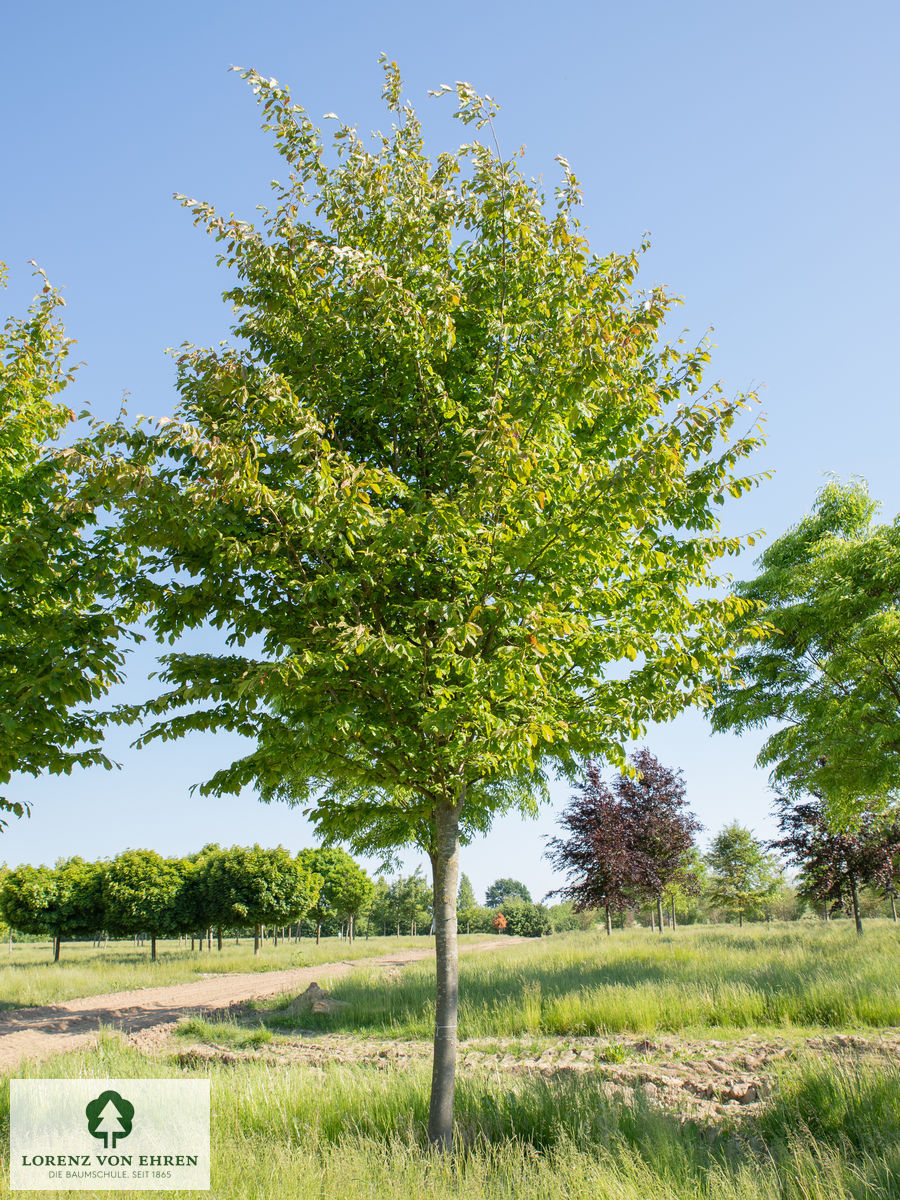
[0,938,522,1071]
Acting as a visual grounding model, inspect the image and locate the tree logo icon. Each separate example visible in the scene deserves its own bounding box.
[85,1090,135,1149]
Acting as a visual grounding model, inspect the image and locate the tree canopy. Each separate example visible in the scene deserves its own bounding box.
[0,265,135,827]
[86,63,763,1148]
[485,877,531,907]
[711,480,900,821]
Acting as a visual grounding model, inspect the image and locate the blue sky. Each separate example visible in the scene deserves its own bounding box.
[3,0,898,903]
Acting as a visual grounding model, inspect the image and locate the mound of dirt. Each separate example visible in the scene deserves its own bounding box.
[281,983,348,1016]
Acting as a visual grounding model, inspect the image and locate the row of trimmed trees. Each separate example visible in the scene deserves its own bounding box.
[547,750,900,934]
[0,845,374,961]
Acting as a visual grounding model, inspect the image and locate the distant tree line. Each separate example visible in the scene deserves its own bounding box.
[0,844,377,961]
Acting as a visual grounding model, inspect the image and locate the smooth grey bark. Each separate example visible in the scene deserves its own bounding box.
[427,798,461,1151]
[53,936,61,963]
[605,905,612,936]
[850,876,863,936]
[671,898,677,930]
[253,924,261,955]
[655,894,663,933]
[891,895,897,922]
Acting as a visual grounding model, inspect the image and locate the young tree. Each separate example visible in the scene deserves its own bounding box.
[546,760,639,933]
[0,858,105,960]
[0,266,136,829]
[174,844,223,950]
[485,878,531,908]
[771,794,898,936]
[390,870,433,935]
[205,845,321,953]
[297,846,373,943]
[457,873,478,933]
[0,865,57,947]
[92,66,763,1147]
[102,850,184,961]
[548,752,701,934]
[710,480,900,822]
[705,823,781,926]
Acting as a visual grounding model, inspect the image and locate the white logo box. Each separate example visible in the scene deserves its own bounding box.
[10,1079,210,1191]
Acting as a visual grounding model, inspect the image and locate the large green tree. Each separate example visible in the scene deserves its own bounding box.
[0,264,135,828]
[711,480,900,820]
[91,66,762,1147]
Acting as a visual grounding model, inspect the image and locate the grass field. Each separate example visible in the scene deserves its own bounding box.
[3,923,900,1198]
[253,922,900,1038]
[2,1034,899,1199]
[0,935,492,1010]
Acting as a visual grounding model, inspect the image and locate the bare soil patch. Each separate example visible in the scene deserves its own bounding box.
[154,1022,900,1125]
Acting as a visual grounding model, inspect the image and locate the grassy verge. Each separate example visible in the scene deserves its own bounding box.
[252,923,900,1038]
[2,1035,899,1199]
[0,935,492,1009]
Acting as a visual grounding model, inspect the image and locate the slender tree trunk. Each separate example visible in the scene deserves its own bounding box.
[650,908,655,933]
[739,910,743,928]
[605,905,612,936]
[151,935,157,962]
[671,898,677,930]
[207,928,212,951]
[656,895,663,933]
[891,895,897,922]
[316,921,321,946]
[427,798,462,1151]
[850,876,863,937]
[217,926,223,952]
[53,936,61,963]
[274,928,279,947]
[254,924,261,955]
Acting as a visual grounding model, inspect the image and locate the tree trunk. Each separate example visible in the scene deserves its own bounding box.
[207,928,212,951]
[850,876,863,937]
[650,908,655,933]
[891,895,897,922]
[151,935,157,962]
[254,924,261,955]
[316,921,321,946]
[53,936,61,963]
[739,910,743,927]
[655,895,663,933]
[427,798,461,1151]
[671,898,677,930]
[274,928,279,947]
[605,905,612,936]
[217,926,223,951]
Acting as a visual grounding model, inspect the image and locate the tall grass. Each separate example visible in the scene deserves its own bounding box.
[0,935,482,1010]
[257,922,900,1038]
[2,1036,899,1199]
